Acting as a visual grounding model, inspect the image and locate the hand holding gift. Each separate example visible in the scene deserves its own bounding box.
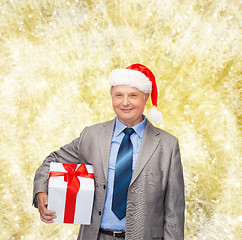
[36,192,56,223]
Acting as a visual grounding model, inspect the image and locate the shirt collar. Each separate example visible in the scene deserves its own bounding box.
[114,115,147,139]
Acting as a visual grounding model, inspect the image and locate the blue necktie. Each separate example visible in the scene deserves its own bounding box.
[112,127,135,220]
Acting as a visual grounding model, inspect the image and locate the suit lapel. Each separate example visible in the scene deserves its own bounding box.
[130,120,160,186]
[97,119,115,180]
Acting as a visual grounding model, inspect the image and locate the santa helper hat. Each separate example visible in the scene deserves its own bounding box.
[109,63,163,123]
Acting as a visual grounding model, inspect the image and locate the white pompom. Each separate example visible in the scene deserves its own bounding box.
[148,107,163,123]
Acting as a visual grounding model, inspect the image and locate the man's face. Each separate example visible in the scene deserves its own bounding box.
[111,85,149,127]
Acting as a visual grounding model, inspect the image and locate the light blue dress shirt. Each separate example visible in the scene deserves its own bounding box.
[100,115,147,231]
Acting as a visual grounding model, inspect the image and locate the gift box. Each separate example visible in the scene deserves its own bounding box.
[47,162,94,224]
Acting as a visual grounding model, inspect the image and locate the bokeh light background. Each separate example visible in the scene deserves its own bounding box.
[0,0,241,239]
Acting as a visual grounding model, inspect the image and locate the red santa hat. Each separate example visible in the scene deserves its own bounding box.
[109,63,163,123]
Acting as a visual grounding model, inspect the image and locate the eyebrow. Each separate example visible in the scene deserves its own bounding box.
[113,92,139,96]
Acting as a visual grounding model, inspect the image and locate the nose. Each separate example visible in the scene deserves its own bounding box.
[122,96,129,106]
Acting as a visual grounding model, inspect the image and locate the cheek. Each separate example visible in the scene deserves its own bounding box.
[112,99,121,108]
[132,99,146,109]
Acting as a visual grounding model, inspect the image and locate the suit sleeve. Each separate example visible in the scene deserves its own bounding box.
[163,139,185,240]
[32,127,87,207]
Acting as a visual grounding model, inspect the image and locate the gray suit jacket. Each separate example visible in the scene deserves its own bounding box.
[33,119,185,240]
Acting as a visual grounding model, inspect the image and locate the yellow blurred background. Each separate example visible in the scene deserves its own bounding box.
[0,0,241,239]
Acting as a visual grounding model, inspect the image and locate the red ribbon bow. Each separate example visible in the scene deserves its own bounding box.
[49,163,94,223]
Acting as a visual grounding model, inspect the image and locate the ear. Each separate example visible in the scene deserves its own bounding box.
[144,93,150,102]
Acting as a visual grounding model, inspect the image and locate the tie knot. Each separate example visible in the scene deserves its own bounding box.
[123,128,135,136]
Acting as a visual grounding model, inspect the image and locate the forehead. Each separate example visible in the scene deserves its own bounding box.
[111,85,143,94]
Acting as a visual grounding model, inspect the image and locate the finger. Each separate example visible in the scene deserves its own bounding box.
[40,214,55,224]
[41,212,56,221]
[42,207,56,216]
[39,209,57,223]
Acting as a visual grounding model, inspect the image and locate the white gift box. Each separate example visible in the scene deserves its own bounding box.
[48,162,94,224]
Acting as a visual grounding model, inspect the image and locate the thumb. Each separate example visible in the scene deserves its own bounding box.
[43,194,48,206]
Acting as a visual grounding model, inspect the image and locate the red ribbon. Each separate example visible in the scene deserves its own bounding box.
[49,163,94,223]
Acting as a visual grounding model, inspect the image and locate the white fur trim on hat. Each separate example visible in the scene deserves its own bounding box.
[148,107,163,123]
[109,69,152,93]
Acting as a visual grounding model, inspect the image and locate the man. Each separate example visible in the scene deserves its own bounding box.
[33,63,185,240]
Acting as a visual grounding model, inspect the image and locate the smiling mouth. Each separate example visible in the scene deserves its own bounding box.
[121,108,133,112]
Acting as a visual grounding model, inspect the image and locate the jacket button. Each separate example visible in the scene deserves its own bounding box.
[103,185,106,190]
[98,211,102,215]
